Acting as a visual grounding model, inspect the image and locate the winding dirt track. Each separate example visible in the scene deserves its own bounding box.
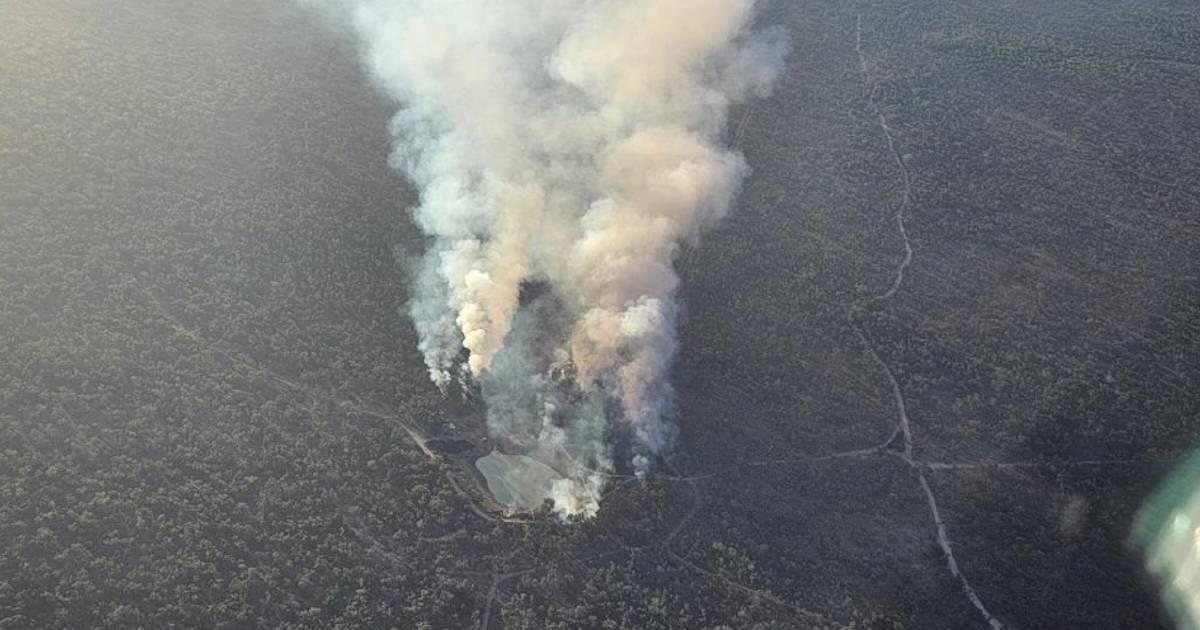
[850,12,1003,629]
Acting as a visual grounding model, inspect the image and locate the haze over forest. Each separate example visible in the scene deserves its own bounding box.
[2,0,1198,628]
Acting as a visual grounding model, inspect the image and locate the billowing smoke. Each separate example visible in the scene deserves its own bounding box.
[315,0,786,516]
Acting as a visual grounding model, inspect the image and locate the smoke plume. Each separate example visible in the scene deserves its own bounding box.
[317,0,786,516]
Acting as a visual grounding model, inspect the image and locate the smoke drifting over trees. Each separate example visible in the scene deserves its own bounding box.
[318,0,786,515]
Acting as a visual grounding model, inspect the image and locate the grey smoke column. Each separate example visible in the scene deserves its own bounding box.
[327,0,785,515]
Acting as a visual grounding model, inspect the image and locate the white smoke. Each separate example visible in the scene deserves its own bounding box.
[314,0,786,516]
